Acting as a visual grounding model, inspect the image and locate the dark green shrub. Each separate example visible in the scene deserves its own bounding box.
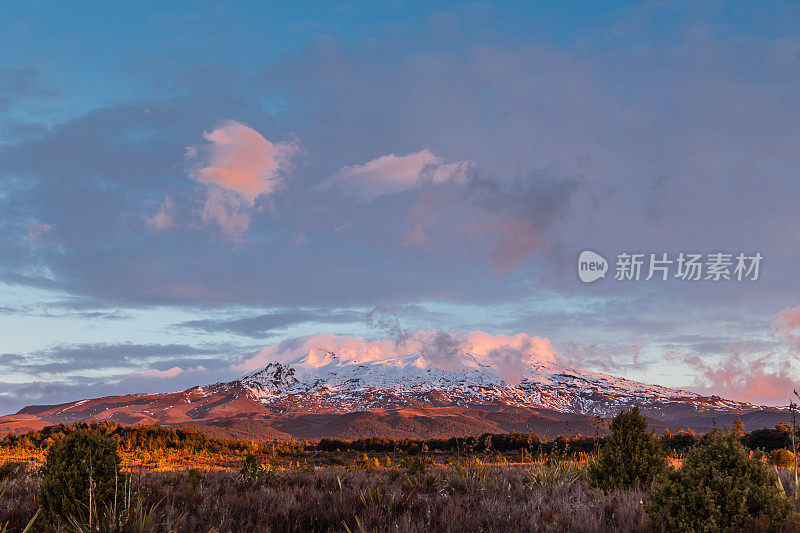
[0,461,25,482]
[648,430,794,531]
[587,407,667,490]
[402,456,433,476]
[38,430,121,525]
[238,453,264,482]
[187,468,203,490]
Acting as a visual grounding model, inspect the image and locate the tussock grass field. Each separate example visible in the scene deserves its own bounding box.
[2,415,800,531]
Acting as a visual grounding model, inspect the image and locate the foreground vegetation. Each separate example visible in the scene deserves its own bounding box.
[3,416,798,471]
[3,461,653,532]
[1,410,799,531]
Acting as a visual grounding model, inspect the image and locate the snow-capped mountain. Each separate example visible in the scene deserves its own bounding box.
[1,341,785,440]
[233,349,756,419]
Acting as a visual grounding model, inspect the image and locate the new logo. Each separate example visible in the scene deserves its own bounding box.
[578,250,608,283]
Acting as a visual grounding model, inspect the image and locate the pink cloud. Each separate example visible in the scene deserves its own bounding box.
[27,221,52,242]
[233,330,557,386]
[146,197,175,231]
[774,306,800,351]
[130,365,207,379]
[191,120,297,200]
[667,349,794,406]
[189,120,298,239]
[401,189,437,247]
[322,149,471,200]
[482,216,548,273]
[200,187,251,240]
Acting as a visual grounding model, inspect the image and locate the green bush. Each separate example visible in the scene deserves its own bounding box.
[187,468,203,490]
[0,461,25,482]
[238,453,264,482]
[648,430,794,531]
[38,430,121,525]
[587,407,668,490]
[402,456,433,476]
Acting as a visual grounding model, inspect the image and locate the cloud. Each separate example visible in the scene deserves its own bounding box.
[26,221,52,242]
[361,307,554,383]
[178,308,362,337]
[400,173,578,272]
[774,306,800,351]
[0,342,235,414]
[364,304,409,346]
[0,342,228,374]
[555,339,655,374]
[1,3,799,320]
[199,186,252,239]
[191,120,297,199]
[0,381,92,414]
[130,365,207,379]
[0,67,58,112]
[0,302,131,321]
[0,363,220,415]
[146,196,174,231]
[188,120,299,239]
[667,349,795,406]
[233,330,557,386]
[321,149,471,200]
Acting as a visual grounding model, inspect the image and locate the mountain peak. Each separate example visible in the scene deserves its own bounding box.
[234,353,758,419]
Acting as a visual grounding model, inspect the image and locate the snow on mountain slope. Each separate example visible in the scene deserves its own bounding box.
[1,331,773,439]
[233,339,757,418]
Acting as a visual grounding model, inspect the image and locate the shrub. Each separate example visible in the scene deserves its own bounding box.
[0,461,25,482]
[525,461,582,488]
[402,456,433,476]
[38,430,121,525]
[238,453,264,482]
[648,430,794,531]
[771,448,795,468]
[587,407,667,490]
[187,468,203,490]
[733,417,746,438]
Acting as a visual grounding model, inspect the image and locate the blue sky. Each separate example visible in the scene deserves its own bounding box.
[1,1,800,413]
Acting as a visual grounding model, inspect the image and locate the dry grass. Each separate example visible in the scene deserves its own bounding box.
[0,462,652,532]
[3,431,799,532]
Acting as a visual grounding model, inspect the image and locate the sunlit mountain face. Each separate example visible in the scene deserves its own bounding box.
[1,333,786,440]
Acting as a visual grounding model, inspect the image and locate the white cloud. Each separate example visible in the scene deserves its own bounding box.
[322,149,472,201]
[130,365,207,379]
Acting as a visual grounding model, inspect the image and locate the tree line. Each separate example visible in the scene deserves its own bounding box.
[1,417,796,458]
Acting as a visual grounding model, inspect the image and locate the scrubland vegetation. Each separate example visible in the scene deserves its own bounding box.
[1,409,799,531]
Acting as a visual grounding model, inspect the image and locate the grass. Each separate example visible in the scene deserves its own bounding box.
[0,460,652,532]
[2,457,799,531]
[2,422,800,531]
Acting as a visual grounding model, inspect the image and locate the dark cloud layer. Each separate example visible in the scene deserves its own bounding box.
[0,5,794,312]
[178,309,363,337]
[0,342,232,374]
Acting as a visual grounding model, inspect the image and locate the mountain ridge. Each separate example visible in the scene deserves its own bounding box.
[0,349,787,439]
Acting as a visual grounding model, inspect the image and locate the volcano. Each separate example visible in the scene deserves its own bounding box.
[0,340,787,439]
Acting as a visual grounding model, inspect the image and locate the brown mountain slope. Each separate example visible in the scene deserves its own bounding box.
[0,381,789,440]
